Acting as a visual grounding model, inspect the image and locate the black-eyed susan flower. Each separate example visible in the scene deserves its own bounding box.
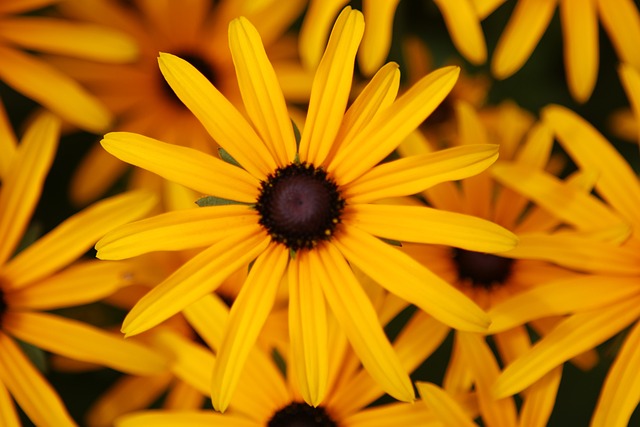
[53,0,306,205]
[0,109,166,426]
[113,295,480,427]
[397,100,630,426]
[95,7,518,410]
[299,0,488,76]
[0,0,138,132]
[490,0,640,103]
[486,104,640,427]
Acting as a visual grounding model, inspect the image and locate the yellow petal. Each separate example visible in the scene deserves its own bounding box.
[298,0,350,70]
[116,411,256,427]
[5,260,134,310]
[181,293,231,349]
[342,401,441,426]
[346,203,517,252]
[618,63,640,144]
[334,225,490,332]
[0,380,19,427]
[3,190,156,289]
[487,275,640,333]
[0,0,60,14]
[457,332,518,427]
[70,142,128,206]
[597,0,640,70]
[211,243,288,412]
[417,381,477,427]
[4,312,167,375]
[433,0,487,64]
[0,332,75,427]
[0,46,111,132]
[0,100,17,179]
[494,295,640,398]
[122,229,269,337]
[519,366,562,427]
[344,144,499,203]
[491,162,626,230]
[313,243,415,403]
[288,252,329,406]
[158,52,277,179]
[96,205,258,260]
[473,0,509,19]
[299,7,364,165]
[229,17,296,165]
[560,0,599,102]
[0,112,59,266]
[101,132,260,203]
[329,66,460,184]
[0,17,138,62]
[542,105,640,227]
[358,0,401,75]
[592,320,640,427]
[491,0,557,79]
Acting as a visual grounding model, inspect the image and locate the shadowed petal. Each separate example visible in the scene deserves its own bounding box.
[433,0,487,64]
[358,0,400,75]
[417,382,476,427]
[598,0,640,70]
[116,411,256,427]
[0,100,18,179]
[519,366,562,427]
[0,380,19,427]
[298,0,350,70]
[618,63,640,144]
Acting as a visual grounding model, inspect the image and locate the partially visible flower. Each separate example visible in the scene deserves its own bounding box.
[95,7,517,411]
[490,0,640,103]
[299,0,488,76]
[54,0,306,205]
[0,109,164,426]
[487,104,640,427]
[0,0,138,131]
[609,63,640,144]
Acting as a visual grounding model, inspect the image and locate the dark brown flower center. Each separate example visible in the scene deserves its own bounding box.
[256,163,344,252]
[453,248,514,289]
[160,51,216,107]
[0,288,6,329]
[267,402,338,427]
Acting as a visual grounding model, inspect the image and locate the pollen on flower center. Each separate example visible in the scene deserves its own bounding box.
[267,402,338,427]
[256,162,345,252]
[160,51,216,107]
[453,248,515,289]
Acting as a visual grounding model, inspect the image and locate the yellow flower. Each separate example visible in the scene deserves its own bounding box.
[491,0,640,103]
[486,104,640,427]
[54,0,306,205]
[96,7,517,410]
[0,109,165,426]
[0,0,138,131]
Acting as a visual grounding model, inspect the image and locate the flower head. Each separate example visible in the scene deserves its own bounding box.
[96,7,517,411]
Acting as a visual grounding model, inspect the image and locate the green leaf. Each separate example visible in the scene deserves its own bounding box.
[218,147,241,167]
[196,196,245,207]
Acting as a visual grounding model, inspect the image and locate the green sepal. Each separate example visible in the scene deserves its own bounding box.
[218,147,241,167]
[17,338,48,373]
[380,237,403,247]
[196,196,247,207]
[291,118,301,148]
[289,247,297,259]
[272,347,287,377]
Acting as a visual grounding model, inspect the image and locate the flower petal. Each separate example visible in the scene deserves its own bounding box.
[487,275,640,333]
[491,162,626,230]
[358,0,401,75]
[4,312,167,375]
[96,205,258,260]
[417,381,477,427]
[0,17,138,62]
[116,411,256,427]
[618,63,640,144]
[344,144,499,203]
[299,7,364,165]
[0,46,111,132]
[158,52,276,179]
[313,243,415,403]
[542,104,640,228]
[334,225,490,332]
[0,379,19,427]
[3,190,156,289]
[101,132,260,203]
[329,66,460,184]
[0,332,75,427]
[0,100,17,179]
[298,0,350,70]
[493,295,640,398]
[491,0,557,79]
[0,112,58,266]
[288,252,329,406]
[5,260,134,310]
[592,320,640,427]
[433,0,487,64]
[229,17,296,165]
[345,204,517,252]
[560,0,598,102]
[597,0,640,70]
[519,366,562,427]
[211,243,288,412]
[122,229,269,337]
